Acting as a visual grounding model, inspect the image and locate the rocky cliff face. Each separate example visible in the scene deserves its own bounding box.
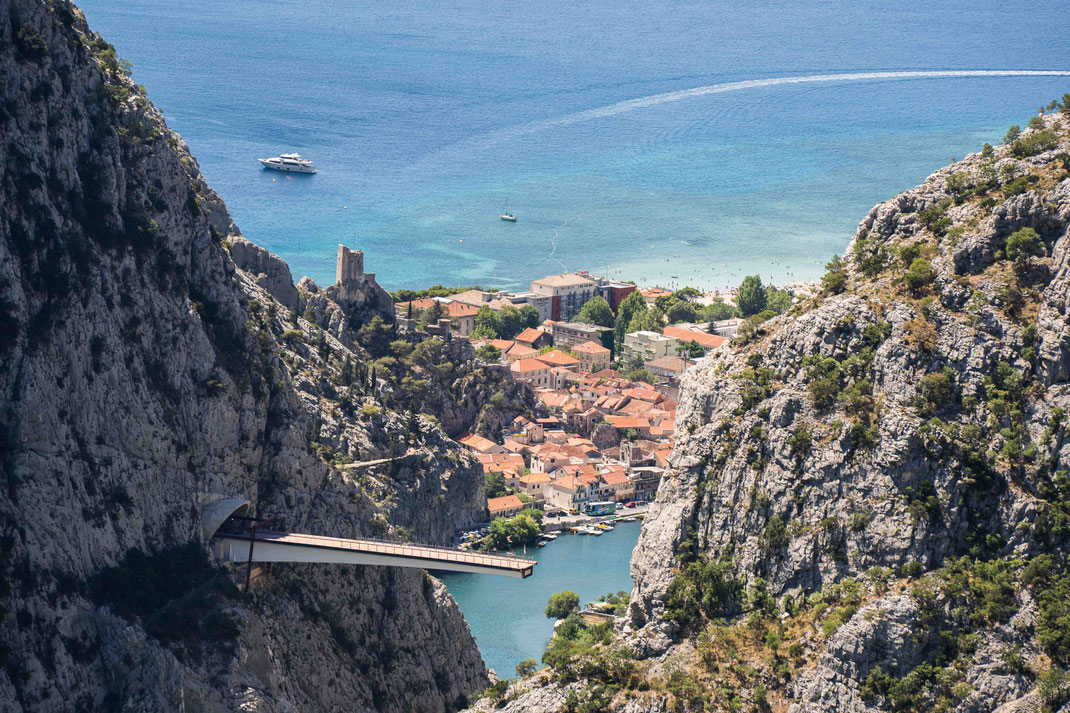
[472,114,1070,711]
[0,2,490,711]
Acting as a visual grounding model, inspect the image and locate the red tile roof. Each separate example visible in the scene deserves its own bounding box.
[536,350,580,367]
[662,326,728,349]
[514,327,546,345]
[487,494,525,515]
[512,358,551,373]
[458,433,500,453]
[573,340,610,354]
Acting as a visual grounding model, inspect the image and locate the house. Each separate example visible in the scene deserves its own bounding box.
[572,341,611,373]
[543,474,591,511]
[476,452,526,477]
[537,350,581,372]
[646,355,695,380]
[487,339,539,363]
[511,358,553,386]
[530,273,600,321]
[487,494,526,519]
[710,317,744,337]
[547,321,613,350]
[623,331,680,364]
[459,433,504,455]
[606,415,651,438]
[598,466,634,502]
[445,301,480,336]
[631,467,664,502]
[515,327,552,350]
[640,287,672,306]
[517,472,551,499]
[662,325,728,355]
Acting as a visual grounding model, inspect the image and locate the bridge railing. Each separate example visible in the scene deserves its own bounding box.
[217,527,534,565]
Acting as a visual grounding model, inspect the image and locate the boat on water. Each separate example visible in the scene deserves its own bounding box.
[539,533,558,541]
[595,523,613,531]
[259,152,317,174]
[499,199,517,222]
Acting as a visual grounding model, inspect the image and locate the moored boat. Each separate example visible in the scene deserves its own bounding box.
[259,152,317,174]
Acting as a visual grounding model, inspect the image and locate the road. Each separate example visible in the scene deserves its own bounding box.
[542,504,651,531]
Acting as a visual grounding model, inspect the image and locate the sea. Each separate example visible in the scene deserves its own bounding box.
[79,0,1069,293]
[78,0,1067,678]
[437,521,641,678]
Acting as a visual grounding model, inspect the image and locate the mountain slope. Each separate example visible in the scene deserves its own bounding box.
[0,2,492,711]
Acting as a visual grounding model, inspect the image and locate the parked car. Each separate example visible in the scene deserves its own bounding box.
[623,501,638,508]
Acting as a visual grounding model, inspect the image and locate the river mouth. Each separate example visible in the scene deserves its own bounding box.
[437,520,642,678]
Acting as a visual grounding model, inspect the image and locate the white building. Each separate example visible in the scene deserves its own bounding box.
[623,331,680,364]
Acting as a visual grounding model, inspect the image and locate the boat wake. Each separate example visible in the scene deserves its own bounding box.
[528,70,1070,131]
[548,214,580,272]
[410,69,1070,171]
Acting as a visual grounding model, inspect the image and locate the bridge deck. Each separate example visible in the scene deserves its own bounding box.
[217,530,535,578]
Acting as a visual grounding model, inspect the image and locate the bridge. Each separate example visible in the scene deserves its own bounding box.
[202,497,535,582]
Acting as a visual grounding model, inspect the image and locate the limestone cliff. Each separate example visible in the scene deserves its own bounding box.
[471,114,1070,711]
[0,2,490,711]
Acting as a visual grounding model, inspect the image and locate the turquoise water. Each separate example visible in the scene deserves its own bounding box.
[79,1,1069,291]
[438,522,641,678]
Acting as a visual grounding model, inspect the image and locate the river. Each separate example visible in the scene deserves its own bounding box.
[437,520,642,678]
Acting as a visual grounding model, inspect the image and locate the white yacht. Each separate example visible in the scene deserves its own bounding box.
[259,153,317,174]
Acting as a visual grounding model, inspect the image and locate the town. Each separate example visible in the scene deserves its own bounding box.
[393,268,813,550]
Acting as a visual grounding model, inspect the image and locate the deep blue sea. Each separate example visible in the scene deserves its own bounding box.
[79,0,1069,292]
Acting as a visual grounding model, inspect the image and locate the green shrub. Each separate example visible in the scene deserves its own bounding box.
[904,257,934,294]
[821,254,848,295]
[545,591,580,619]
[1006,227,1041,261]
[664,555,741,628]
[1011,130,1059,158]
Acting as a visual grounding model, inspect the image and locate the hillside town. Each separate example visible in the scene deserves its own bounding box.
[394,268,810,537]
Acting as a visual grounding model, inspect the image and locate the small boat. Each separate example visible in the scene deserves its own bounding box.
[539,533,558,541]
[576,527,591,535]
[537,541,547,547]
[499,199,517,222]
[595,523,613,531]
[259,152,317,174]
[588,527,603,536]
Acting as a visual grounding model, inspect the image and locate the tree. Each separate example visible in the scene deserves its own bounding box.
[519,305,541,329]
[673,287,701,301]
[475,344,502,362]
[474,306,500,338]
[484,472,508,498]
[516,658,539,677]
[765,287,792,315]
[1062,94,1070,116]
[419,300,446,328]
[1006,227,1041,261]
[574,296,614,327]
[497,305,524,339]
[665,299,698,324]
[903,257,934,294]
[627,306,664,333]
[821,254,848,295]
[615,291,648,352]
[358,316,395,358]
[677,340,704,359]
[699,299,738,324]
[1004,125,1021,144]
[545,590,580,619]
[737,275,767,317]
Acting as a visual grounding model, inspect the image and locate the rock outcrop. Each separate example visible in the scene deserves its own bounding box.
[0,3,490,711]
